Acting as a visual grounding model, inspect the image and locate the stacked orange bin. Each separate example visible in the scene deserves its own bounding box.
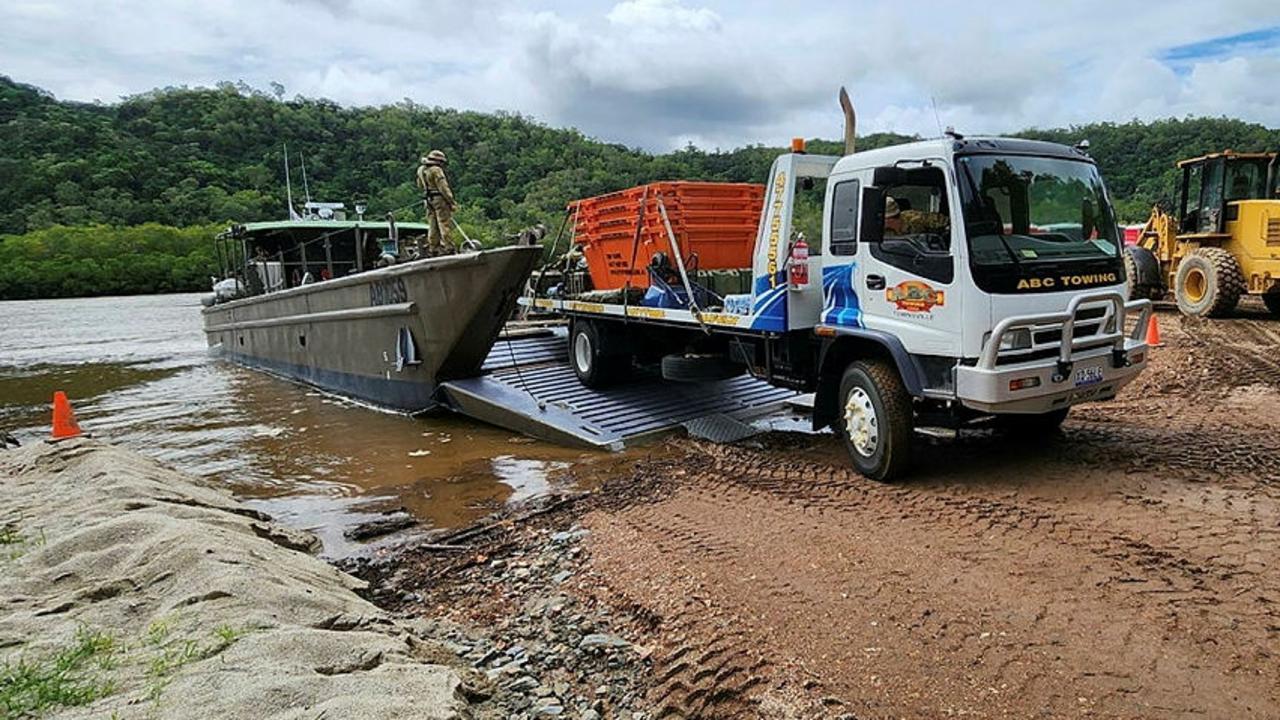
[568,182,765,290]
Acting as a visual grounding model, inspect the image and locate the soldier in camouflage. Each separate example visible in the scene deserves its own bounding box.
[415,149,456,257]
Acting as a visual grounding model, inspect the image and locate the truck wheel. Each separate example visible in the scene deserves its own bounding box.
[836,359,913,482]
[1263,293,1280,317]
[1174,247,1243,318]
[660,353,743,382]
[995,408,1069,436]
[570,320,631,388]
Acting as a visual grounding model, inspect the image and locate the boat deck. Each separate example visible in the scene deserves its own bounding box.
[437,328,798,450]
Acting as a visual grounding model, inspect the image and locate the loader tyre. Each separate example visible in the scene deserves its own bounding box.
[836,359,913,482]
[570,319,631,389]
[1123,245,1163,301]
[1263,292,1280,317]
[1174,247,1243,318]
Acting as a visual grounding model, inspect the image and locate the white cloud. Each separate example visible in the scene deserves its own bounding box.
[1,0,1279,149]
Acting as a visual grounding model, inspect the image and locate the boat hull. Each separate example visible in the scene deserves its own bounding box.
[201,246,541,412]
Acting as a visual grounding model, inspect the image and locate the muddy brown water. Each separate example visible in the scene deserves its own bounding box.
[0,293,611,556]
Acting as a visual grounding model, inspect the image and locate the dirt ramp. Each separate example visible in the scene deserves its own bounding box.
[0,438,466,719]
[583,440,1280,719]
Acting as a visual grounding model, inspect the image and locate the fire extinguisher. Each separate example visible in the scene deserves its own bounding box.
[788,233,809,289]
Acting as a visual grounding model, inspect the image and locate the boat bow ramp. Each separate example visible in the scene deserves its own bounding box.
[437,328,798,450]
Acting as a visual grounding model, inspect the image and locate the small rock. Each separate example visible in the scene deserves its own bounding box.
[579,633,630,650]
[507,675,539,692]
[472,648,503,667]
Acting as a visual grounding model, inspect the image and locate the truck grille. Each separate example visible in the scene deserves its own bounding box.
[994,307,1110,366]
[1267,218,1280,247]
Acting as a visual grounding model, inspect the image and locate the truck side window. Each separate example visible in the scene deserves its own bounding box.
[829,180,859,256]
[871,167,955,284]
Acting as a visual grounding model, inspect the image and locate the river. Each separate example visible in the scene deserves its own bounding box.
[0,293,603,556]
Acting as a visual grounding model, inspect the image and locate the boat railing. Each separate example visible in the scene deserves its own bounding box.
[213,219,419,301]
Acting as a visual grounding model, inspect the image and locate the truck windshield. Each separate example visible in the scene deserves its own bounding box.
[958,155,1119,267]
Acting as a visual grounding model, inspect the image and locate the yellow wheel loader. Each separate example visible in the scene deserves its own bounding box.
[1126,151,1280,317]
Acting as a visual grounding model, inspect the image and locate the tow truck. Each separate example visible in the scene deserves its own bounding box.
[523,90,1152,480]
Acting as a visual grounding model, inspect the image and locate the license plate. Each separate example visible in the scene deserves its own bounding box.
[1073,365,1104,387]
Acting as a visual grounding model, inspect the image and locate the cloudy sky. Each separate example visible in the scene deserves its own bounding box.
[3,0,1280,150]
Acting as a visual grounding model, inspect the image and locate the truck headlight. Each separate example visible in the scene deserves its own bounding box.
[998,329,1033,351]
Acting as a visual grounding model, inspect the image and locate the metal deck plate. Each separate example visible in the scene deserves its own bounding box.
[439,330,797,450]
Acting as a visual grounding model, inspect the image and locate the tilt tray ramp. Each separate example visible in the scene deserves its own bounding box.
[437,328,797,450]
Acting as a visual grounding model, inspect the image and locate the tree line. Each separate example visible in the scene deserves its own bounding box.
[1,74,1277,299]
[0,224,218,300]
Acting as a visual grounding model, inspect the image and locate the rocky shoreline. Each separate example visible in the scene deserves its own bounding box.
[345,490,660,720]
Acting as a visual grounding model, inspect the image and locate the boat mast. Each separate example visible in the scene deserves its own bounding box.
[283,144,299,220]
[300,153,312,204]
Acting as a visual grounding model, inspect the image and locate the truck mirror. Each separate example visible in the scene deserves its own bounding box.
[860,186,886,243]
[873,166,908,186]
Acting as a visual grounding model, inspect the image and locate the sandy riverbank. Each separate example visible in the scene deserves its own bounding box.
[0,438,469,719]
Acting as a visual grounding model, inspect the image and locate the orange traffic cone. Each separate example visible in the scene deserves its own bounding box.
[50,391,83,441]
[1146,313,1164,348]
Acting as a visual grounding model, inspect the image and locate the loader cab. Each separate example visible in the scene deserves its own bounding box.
[1178,153,1278,235]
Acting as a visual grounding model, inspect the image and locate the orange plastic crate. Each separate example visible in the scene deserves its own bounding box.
[568,182,764,290]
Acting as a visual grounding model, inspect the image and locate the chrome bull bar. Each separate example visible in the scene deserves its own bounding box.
[977,292,1153,379]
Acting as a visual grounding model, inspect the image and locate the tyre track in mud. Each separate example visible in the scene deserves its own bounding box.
[577,315,1280,718]
[1177,314,1280,388]
[584,436,1280,719]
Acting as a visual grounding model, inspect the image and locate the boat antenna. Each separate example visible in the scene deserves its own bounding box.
[283,144,300,220]
[299,153,312,204]
[931,96,944,137]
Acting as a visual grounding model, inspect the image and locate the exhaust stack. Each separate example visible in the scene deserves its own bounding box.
[839,86,856,156]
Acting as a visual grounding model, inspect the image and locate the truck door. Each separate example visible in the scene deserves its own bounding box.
[855,164,963,357]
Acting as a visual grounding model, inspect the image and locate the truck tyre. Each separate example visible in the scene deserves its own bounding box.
[1123,245,1164,301]
[660,353,743,383]
[1174,247,1243,318]
[836,359,913,482]
[995,407,1069,436]
[570,319,631,388]
[1263,292,1280,317]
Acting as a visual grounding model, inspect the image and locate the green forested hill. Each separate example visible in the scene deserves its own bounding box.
[0,75,908,238]
[1,74,1278,298]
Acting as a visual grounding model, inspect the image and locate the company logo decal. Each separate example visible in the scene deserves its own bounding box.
[764,171,787,288]
[1015,272,1118,291]
[886,281,945,312]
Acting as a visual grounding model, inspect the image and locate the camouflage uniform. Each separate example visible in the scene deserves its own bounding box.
[898,209,950,236]
[415,150,456,256]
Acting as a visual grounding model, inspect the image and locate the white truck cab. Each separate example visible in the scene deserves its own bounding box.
[788,136,1151,477]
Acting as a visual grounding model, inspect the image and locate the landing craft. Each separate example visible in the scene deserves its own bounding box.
[201,200,540,412]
